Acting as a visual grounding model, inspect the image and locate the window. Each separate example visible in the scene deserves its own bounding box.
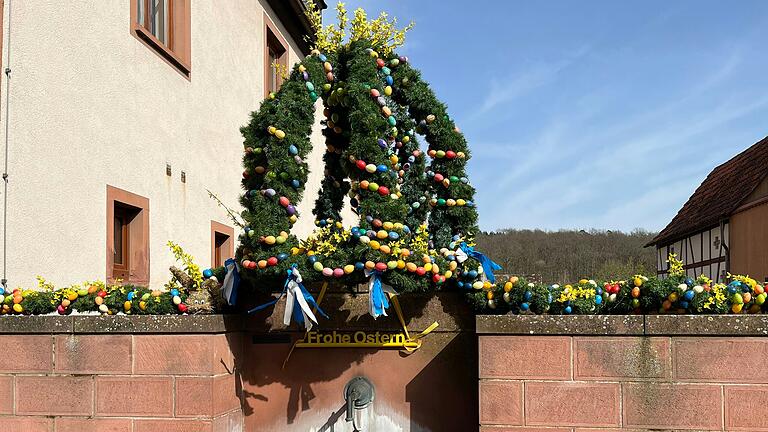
[211,221,234,268]
[107,186,150,285]
[264,14,287,97]
[131,0,191,77]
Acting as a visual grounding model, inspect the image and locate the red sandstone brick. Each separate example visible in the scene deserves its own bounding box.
[95,376,173,417]
[622,383,722,429]
[55,417,132,432]
[15,376,93,416]
[0,416,52,432]
[55,335,132,374]
[212,333,240,375]
[725,385,768,430]
[525,382,620,427]
[480,428,571,432]
[479,380,523,425]
[574,337,670,380]
[213,409,244,432]
[674,337,768,382]
[0,375,12,415]
[0,335,52,373]
[134,419,212,432]
[176,375,241,418]
[479,336,571,380]
[134,335,216,375]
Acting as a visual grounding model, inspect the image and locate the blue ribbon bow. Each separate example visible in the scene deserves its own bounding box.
[370,271,390,319]
[221,258,240,306]
[460,242,502,284]
[248,266,328,328]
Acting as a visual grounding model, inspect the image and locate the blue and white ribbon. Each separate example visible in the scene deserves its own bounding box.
[456,242,502,284]
[365,269,398,319]
[248,266,327,330]
[221,258,240,306]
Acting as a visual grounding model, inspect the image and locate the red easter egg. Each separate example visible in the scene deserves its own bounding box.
[356,160,367,170]
[178,304,188,313]
[446,150,456,159]
[374,262,388,272]
[370,89,380,98]
[97,290,107,298]
[278,196,290,207]
[242,170,249,178]
[428,150,437,157]
[415,267,426,276]
[378,186,389,196]
[248,261,258,270]
[412,150,421,157]
[267,257,278,266]
[432,274,441,283]
[372,219,383,228]
[242,259,252,268]
[376,58,385,68]
[333,268,344,278]
[57,305,66,315]
[434,174,444,182]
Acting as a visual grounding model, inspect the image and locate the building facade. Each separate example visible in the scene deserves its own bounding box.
[0,0,347,289]
[648,136,768,283]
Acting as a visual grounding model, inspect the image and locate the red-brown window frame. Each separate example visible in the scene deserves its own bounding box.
[211,221,234,268]
[107,185,150,285]
[264,13,288,98]
[130,0,192,78]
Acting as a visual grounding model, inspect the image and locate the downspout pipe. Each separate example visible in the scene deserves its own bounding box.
[1,0,12,292]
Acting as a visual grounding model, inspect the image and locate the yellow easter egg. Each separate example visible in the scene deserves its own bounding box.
[365,261,376,270]
[369,240,381,250]
[400,249,410,257]
[424,263,433,272]
[383,221,394,230]
[732,303,743,314]
[456,199,466,206]
[406,262,417,272]
[377,230,388,239]
[267,126,277,135]
[344,265,355,274]
[275,130,286,140]
[393,222,403,230]
[67,292,78,301]
[298,65,306,72]
[124,301,132,311]
[444,270,453,279]
[472,281,484,290]
[379,245,391,255]
[504,282,513,292]
[422,255,432,264]
[384,86,392,96]
[289,215,298,224]
[12,303,22,313]
[486,291,494,300]
[95,296,104,306]
[139,301,147,310]
[61,299,71,308]
[264,236,276,245]
[432,264,440,274]
[396,260,405,269]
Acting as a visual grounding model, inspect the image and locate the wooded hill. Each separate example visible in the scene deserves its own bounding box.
[476,229,658,284]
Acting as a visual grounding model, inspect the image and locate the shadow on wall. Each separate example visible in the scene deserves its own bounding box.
[222,288,477,431]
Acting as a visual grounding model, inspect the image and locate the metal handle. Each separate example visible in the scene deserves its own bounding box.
[343,377,374,425]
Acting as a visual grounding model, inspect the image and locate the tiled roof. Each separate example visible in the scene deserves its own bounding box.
[648,135,768,247]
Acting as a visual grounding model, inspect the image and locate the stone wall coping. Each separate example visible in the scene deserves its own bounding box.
[477,314,768,336]
[0,314,244,334]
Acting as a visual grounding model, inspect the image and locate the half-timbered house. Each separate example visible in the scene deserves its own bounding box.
[647,136,768,283]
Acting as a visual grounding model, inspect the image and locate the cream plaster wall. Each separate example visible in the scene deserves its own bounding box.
[0,0,353,289]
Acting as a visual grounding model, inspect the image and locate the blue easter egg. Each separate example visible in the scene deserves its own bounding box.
[596,288,603,295]
[457,281,465,289]
[354,262,365,270]
[377,164,388,172]
[684,290,695,301]
[319,219,327,227]
[402,226,410,234]
[277,253,288,261]
[523,291,532,301]
[308,255,318,264]
[366,215,374,222]
[547,294,553,303]
[318,53,327,62]
[595,295,603,305]
[563,305,573,314]
[127,291,135,301]
[467,270,478,279]
[448,242,456,249]
[388,232,399,240]
[203,269,213,278]
[289,145,298,155]
[520,302,530,311]
[408,156,415,163]
[685,277,694,287]
[447,255,455,261]
[385,75,394,85]
[381,67,391,75]
[170,289,179,297]
[291,180,300,188]
[679,301,689,309]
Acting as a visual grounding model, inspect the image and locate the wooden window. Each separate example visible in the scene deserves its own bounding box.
[107,186,150,285]
[211,221,234,268]
[264,13,288,97]
[130,0,191,78]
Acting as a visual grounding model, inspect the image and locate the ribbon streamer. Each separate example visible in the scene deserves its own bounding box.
[249,266,328,331]
[365,269,398,319]
[457,242,502,284]
[221,258,240,306]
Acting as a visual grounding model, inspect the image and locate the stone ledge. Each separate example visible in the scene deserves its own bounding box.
[476,315,644,335]
[0,315,242,334]
[477,314,768,336]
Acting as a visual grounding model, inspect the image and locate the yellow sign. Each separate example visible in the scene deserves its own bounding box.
[296,330,420,349]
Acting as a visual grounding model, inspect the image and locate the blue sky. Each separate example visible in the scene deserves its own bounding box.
[324,1,768,233]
